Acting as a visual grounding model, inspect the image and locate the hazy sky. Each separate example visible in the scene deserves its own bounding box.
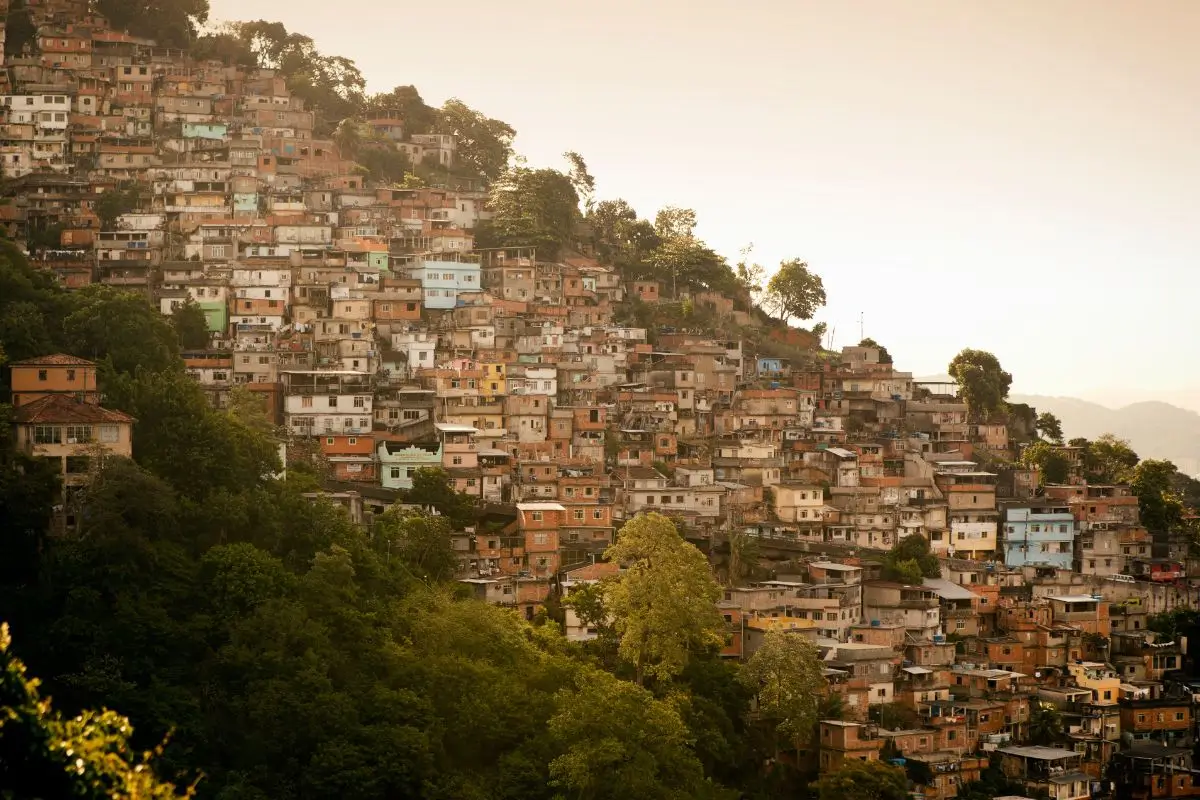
[209,0,1200,407]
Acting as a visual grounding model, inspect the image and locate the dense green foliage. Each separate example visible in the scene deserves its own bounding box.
[0,246,838,797]
[948,348,1013,418]
[880,534,941,583]
[1021,440,1070,485]
[0,625,190,798]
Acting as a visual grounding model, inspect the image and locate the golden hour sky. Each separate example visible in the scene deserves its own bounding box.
[208,0,1200,408]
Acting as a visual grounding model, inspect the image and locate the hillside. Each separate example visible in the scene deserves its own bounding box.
[1011,395,1200,474]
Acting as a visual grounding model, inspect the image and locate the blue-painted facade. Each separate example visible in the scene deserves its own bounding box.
[233,193,259,213]
[757,357,786,376]
[378,441,442,490]
[412,260,481,309]
[183,122,228,140]
[1002,504,1077,569]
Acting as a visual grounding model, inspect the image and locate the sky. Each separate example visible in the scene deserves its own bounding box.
[209,0,1200,409]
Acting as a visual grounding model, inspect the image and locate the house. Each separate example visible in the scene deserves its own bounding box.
[996,746,1091,800]
[9,353,100,407]
[1002,501,1077,569]
[12,393,134,530]
[818,721,882,771]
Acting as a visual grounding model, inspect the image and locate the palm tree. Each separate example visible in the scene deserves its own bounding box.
[1027,703,1064,745]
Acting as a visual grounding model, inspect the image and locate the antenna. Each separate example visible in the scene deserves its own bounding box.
[859,312,864,342]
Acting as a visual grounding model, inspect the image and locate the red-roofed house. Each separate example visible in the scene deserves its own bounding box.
[13,393,134,531]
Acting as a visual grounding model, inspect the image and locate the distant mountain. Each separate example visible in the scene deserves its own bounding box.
[1011,395,1200,476]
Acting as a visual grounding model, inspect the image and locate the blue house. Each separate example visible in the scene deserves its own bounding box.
[757,357,790,377]
[378,440,442,490]
[410,259,481,309]
[1002,501,1077,569]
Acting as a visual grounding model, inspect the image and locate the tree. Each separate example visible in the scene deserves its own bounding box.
[0,624,191,797]
[225,21,365,131]
[646,208,739,299]
[1084,433,1140,483]
[564,151,596,213]
[1027,703,1064,745]
[858,337,893,364]
[726,529,760,587]
[588,199,660,272]
[1021,441,1070,485]
[3,0,36,58]
[1147,607,1200,643]
[1035,412,1064,444]
[333,118,364,159]
[170,298,210,350]
[881,534,941,581]
[93,0,209,48]
[435,98,515,183]
[548,670,725,800]
[763,259,827,323]
[403,467,476,529]
[948,349,1013,418]
[478,166,580,260]
[734,246,767,307]
[739,631,826,756]
[1131,459,1186,534]
[372,509,458,581]
[603,513,724,685]
[63,286,182,376]
[354,144,413,185]
[811,759,908,800]
[94,184,142,230]
[364,85,437,134]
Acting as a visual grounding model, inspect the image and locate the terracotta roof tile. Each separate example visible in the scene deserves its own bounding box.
[10,353,95,367]
[14,394,133,425]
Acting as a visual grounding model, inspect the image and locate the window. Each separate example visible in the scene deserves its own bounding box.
[33,425,61,444]
[594,509,603,519]
[65,425,92,443]
[328,397,338,408]
[353,396,365,408]
[301,396,313,408]
[390,467,400,479]
[531,511,543,521]
[37,369,47,381]
[452,456,463,466]
[66,369,76,381]
[348,438,357,445]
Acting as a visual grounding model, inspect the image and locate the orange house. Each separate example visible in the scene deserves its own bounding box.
[517,501,564,577]
[318,434,376,482]
[10,354,100,407]
[632,280,661,302]
[373,295,421,324]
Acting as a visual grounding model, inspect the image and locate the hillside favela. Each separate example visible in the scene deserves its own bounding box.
[3,1,1200,799]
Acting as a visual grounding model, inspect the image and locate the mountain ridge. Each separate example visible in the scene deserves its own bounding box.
[1009,394,1200,475]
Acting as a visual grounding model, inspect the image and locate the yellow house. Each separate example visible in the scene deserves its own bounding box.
[478,362,509,398]
[1066,661,1121,705]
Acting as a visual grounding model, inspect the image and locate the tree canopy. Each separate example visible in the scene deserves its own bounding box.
[881,534,941,583]
[948,348,1012,418]
[604,513,724,685]
[763,259,827,323]
[1021,441,1070,485]
[811,759,908,800]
